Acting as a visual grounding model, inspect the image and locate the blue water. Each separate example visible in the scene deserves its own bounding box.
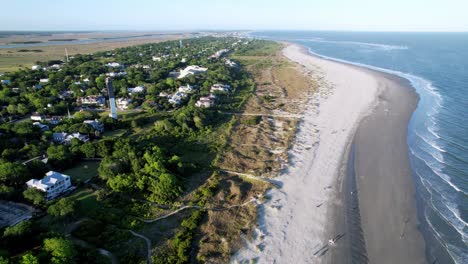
[251,31,468,263]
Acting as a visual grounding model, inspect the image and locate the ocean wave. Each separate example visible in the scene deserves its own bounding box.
[418,175,468,247]
[410,147,463,194]
[303,38,409,51]
[425,210,466,264]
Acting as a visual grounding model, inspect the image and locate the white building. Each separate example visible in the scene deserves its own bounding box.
[31,65,42,70]
[39,78,49,83]
[177,65,208,79]
[127,86,145,94]
[26,171,72,200]
[195,94,216,108]
[30,112,44,121]
[168,92,188,105]
[210,84,231,93]
[116,98,132,110]
[178,84,196,93]
[77,95,106,106]
[106,62,121,68]
[53,132,89,144]
[152,56,162,62]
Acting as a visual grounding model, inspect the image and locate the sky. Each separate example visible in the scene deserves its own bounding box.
[1,0,467,32]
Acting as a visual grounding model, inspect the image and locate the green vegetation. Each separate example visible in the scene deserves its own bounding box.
[0,36,273,263]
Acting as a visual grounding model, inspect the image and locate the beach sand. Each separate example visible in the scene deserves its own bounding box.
[232,44,426,263]
[353,71,426,263]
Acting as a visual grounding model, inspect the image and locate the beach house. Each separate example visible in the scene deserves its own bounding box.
[83,119,104,133]
[210,84,231,93]
[26,171,72,200]
[176,65,208,79]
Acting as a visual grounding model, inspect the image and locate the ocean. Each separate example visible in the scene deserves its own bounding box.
[251,31,468,263]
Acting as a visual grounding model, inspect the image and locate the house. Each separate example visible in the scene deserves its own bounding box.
[210,84,231,93]
[210,49,230,59]
[168,92,188,105]
[225,59,237,67]
[33,122,49,131]
[178,84,196,93]
[106,71,127,77]
[195,95,216,108]
[83,119,104,132]
[106,62,121,68]
[77,95,106,106]
[159,91,170,97]
[177,65,208,79]
[39,78,49,83]
[30,112,45,121]
[45,116,62,125]
[53,132,89,144]
[152,56,162,62]
[33,84,43,90]
[31,65,42,70]
[50,64,61,70]
[116,98,132,110]
[127,86,145,94]
[26,171,72,200]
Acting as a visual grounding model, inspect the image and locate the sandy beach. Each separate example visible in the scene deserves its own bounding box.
[353,71,426,263]
[232,44,427,263]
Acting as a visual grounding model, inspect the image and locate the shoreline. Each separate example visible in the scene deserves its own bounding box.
[232,43,427,263]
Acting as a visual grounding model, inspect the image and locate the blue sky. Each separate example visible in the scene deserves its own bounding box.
[1,0,467,31]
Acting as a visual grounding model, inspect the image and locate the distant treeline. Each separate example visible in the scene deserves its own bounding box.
[17,49,43,53]
[48,38,77,42]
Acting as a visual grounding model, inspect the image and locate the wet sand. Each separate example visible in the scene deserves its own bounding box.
[353,71,427,263]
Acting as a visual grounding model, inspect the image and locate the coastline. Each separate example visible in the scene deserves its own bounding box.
[352,68,427,263]
[233,43,427,263]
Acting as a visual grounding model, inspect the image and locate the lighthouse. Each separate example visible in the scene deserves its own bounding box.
[106,77,118,120]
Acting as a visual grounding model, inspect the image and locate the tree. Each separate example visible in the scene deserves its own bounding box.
[43,237,76,264]
[19,253,39,264]
[47,145,72,168]
[80,142,96,158]
[149,173,181,204]
[3,220,32,237]
[0,161,29,185]
[23,188,45,205]
[48,198,76,217]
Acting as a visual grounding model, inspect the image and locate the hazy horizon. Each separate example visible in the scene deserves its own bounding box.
[2,0,468,32]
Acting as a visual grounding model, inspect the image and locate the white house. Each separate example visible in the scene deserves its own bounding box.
[152,56,162,62]
[83,119,104,132]
[116,98,132,110]
[31,65,42,70]
[127,86,145,94]
[106,62,121,68]
[106,71,127,77]
[26,171,72,200]
[30,112,45,121]
[195,95,216,108]
[39,78,49,83]
[177,65,208,79]
[168,92,188,105]
[210,84,231,93]
[77,95,106,106]
[210,49,229,59]
[53,132,89,144]
[178,84,196,93]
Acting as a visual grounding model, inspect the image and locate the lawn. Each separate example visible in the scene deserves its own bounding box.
[62,161,100,183]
